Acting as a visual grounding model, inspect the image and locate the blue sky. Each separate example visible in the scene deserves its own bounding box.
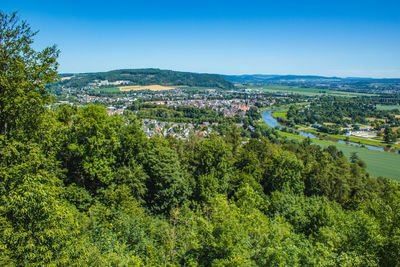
[2,0,400,77]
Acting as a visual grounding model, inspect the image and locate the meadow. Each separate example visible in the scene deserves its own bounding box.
[271,108,288,118]
[376,104,400,111]
[91,87,121,92]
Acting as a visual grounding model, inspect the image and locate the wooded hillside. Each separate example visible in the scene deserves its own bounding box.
[60,69,234,89]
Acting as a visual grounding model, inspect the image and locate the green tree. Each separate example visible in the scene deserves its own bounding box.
[384,126,397,143]
[62,105,121,189]
[191,136,234,201]
[263,150,305,194]
[140,138,190,214]
[0,139,82,265]
[0,11,59,140]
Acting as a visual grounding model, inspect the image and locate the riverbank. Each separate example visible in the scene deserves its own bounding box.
[271,109,400,151]
[261,109,400,180]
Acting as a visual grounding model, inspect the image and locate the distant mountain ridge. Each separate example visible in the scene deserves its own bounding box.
[58,68,234,89]
[58,69,400,89]
[223,74,400,83]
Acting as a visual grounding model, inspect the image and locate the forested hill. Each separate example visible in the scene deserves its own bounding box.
[59,68,234,89]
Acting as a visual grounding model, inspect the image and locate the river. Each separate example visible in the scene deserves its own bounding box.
[261,109,386,152]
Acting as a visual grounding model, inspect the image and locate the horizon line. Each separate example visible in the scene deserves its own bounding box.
[58,67,400,80]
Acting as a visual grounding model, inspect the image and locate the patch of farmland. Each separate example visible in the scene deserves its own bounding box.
[118,85,177,91]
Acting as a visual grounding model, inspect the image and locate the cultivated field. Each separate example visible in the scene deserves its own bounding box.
[119,85,177,91]
[61,76,74,80]
[366,117,385,122]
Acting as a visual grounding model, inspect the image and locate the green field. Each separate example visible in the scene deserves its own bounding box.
[376,104,400,111]
[278,131,400,180]
[91,87,121,92]
[247,85,375,97]
[271,109,288,119]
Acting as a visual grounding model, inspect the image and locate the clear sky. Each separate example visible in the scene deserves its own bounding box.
[2,0,400,77]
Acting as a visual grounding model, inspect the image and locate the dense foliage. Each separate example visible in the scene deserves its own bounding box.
[278,97,400,137]
[130,102,226,123]
[3,101,400,265]
[1,11,400,266]
[58,68,234,89]
[286,97,399,126]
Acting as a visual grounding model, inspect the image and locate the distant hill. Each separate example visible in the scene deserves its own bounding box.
[59,69,234,89]
[223,74,341,83]
[223,74,400,84]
